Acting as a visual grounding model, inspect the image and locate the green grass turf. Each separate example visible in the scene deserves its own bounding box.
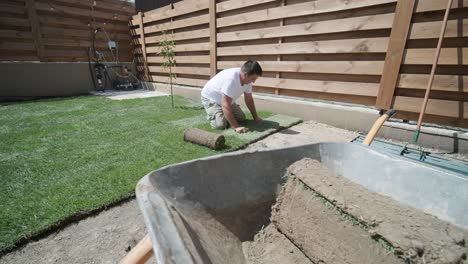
[0,95,301,252]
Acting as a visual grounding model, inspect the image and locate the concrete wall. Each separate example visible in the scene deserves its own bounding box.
[147,82,468,154]
[1,62,134,101]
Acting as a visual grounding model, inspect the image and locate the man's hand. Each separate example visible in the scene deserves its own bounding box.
[235,126,249,133]
[254,116,263,123]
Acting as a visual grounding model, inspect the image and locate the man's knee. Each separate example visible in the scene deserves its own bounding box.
[211,113,228,129]
[236,111,246,122]
[232,104,246,121]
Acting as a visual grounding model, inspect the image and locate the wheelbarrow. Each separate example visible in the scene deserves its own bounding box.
[121,139,468,263]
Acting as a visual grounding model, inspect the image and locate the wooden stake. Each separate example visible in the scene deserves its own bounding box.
[25,0,46,61]
[137,12,149,81]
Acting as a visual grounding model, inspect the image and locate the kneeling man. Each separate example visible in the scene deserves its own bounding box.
[201,60,263,133]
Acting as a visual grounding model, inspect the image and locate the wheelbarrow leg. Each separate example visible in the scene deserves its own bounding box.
[120,234,153,264]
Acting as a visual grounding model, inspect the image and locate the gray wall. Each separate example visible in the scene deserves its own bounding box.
[1,62,135,101]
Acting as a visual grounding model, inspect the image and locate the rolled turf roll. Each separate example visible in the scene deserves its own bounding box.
[183,128,225,150]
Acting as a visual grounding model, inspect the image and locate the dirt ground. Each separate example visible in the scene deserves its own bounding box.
[0,121,357,264]
[0,201,147,264]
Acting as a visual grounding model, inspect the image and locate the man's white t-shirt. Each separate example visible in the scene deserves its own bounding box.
[201,68,252,105]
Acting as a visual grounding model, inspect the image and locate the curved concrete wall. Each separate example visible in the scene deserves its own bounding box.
[1,62,134,101]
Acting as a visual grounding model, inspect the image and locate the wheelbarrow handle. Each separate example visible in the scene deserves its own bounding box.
[120,234,153,264]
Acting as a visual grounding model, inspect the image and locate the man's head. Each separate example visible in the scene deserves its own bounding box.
[240,60,262,85]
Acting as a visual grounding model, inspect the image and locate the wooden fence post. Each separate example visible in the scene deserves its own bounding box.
[209,0,217,77]
[25,0,45,61]
[375,0,416,110]
[137,11,149,81]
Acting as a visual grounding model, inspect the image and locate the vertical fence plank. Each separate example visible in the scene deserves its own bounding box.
[25,0,45,61]
[275,0,286,95]
[375,0,416,110]
[209,0,217,77]
[138,11,149,81]
[457,0,464,119]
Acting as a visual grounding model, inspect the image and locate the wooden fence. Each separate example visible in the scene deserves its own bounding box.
[0,0,135,62]
[131,0,211,86]
[377,0,468,127]
[130,0,467,127]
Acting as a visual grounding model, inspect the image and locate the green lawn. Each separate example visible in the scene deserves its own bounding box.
[0,95,301,253]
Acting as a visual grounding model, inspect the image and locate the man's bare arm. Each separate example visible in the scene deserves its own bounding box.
[221,95,248,133]
[244,92,262,122]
